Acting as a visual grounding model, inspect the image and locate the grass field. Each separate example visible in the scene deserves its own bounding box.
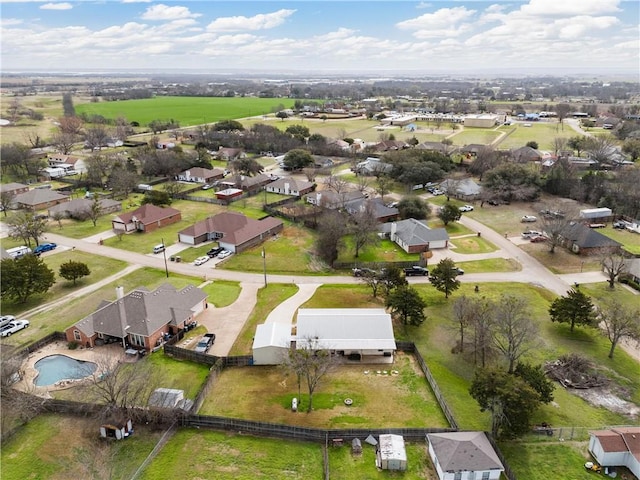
[448,127,503,146]
[75,97,298,127]
[495,121,577,151]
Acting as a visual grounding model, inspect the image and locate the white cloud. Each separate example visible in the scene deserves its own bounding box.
[1,18,23,26]
[206,9,295,32]
[141,4,201,21]
[520,0,621,16]
[40,2,72,10]
[396,7,476,31]
[555,16,619,39]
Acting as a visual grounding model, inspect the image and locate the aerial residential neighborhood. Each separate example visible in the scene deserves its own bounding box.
[1,1,640,479]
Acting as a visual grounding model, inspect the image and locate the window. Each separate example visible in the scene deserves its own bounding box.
[129,333,145,347]
[454,473,462,480]
[73,330,81,341]
[482,473,490,480]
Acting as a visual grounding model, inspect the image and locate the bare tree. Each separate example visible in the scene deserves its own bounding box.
[374,176,392,201]
[109,167,138,198]
[51,131,79,154]
[350,201,379,258]
[554,103,571,131]
[302,167,318,182]
[470,297,494,368]
[6,211,48,247]
[84,125,110,151]
[58,115,84,136]
[50,210,65,229]
[354,175,370,194]
[451,295,475,354]
[324,175,351,208]
[597,301,640,359]
[162,181,184,200]
[552,137,568,156]
[83,196,103,227]
[23,130,46,149]
[0,191,15,217]
[282,337,336,413]
[601,252,628,289]
[492,295,538,373]
[539,206,578,254]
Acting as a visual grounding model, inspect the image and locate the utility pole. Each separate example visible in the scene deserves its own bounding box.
[262,247,267,286]
[162,237,169,278]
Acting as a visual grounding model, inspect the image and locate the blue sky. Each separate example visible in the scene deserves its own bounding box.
[1,1,638,74]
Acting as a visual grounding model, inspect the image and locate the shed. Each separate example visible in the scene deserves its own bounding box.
[352,438,363,455]
[580,208,612,220]
[377,434,407,471]
[99,418,133,440]
[149,388,186,409]
[252,322,292,365]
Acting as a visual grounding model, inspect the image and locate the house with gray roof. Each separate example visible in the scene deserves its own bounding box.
[306,189,366,209]
[177,211,283,252]
[65,284,208,352]
[345,197,399,223]
[561,222,622,256]
[354,157,393,176]
[427,431,504,480]
[265,177,315,197]
[48,198,121,219]
[380,218,449,253]
[177,167,225,184]
[13,189,70,211]
[439,178,482,201]
[0,182,29,196]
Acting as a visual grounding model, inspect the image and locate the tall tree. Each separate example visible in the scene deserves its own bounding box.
[386,285,426,326]
[378,265,407,298]
[6,211,48,247]
[350,202,379,258]
[492,295,538,373]
[429,258,461,299]
[452,295,475,354]
[83,195,103,227]
[438,203,462,226]
[59,261,91,285]
[283,149,313,171]
[62,92,76,117]
[484,163,540,203]
[0,191,14,218]
[600,252,628,289]
[549,288,596,332]
[374,176,392,200]
[230,157,264,176]
[315,210,347,266]
[554,103,571,130]
[513,362,555,404]
[538,206,577,254]
[1,255,56,303]
[596,302,640,359]
[397,197,430,220]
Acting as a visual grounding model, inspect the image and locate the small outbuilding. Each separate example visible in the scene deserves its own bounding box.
[99,418,133,440]
[252,322,292,365]
[352,438,363,455]
[377,434,407,471]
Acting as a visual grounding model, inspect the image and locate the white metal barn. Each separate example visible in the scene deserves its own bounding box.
[377,434,407,471]
[252,323,292,365]
[295,308,396,361]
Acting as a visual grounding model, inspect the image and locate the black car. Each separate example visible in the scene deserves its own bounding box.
[207,246,224,257]
[404,266,429,276]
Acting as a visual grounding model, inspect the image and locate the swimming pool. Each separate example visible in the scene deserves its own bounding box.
[34,354,97,387]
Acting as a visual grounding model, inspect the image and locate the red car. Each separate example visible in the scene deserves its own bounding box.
[530,235,547,243]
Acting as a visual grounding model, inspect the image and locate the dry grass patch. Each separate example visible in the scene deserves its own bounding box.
[520,243,601,274]
[199,352,449,428]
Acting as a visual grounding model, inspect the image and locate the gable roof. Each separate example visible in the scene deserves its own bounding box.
[296,308,396,351]
[590,427,640,461]
[178,211,283,245]
[113,204,181,226]
[73,284,207,339]
[380,218,449,246]
[268,177,315,192]
[179,167,224,179]
[14,189,68,206]
[428,432,504,472]
[440,178,482,196]
[253,322,292,349]
[562,222,622,249]
[49,198,121,215]
[345,197,398,219]
[0,182,28,194]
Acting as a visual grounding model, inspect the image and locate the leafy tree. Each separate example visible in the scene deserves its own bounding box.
[429,258,461,298]
[283,149,314,171]
[469,367,542,438]
[213,119,244,131]
[397,197,430,220]
[386,285,426,326]
[230,157,264,176]
[1,255,56,303]
[162,181,184,200]
[438,203,462,226]
[375,176,393,200]
[59,261,91,285]
[513,362,555,403]
[622,138,640,161]
[378,265,407,298]
[567,136,589,157]
[526,141,539,149]
[543,157,578,197]
[596,301,640,359]
[142,190,172,206]
[285,124,310,139]
[62,93,75,117]
[6,211,48,247]
[492,295,537,373]
[484,163,540,203]
[275,111,289,121]
[549,288,596,332]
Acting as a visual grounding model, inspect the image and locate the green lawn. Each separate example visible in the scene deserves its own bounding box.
[596,226,640,255]
[496,122,576,151]
[449,127,503,146]
[76,97,299,127]
[1,414,163,480]
[200,279,241,308]
[449,235,498,254]
[139,429,324,480]
[0,250,127,317]
[145,353,210,399]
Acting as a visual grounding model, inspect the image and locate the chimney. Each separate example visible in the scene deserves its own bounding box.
[390,222,397,240]
[116,286,124,299]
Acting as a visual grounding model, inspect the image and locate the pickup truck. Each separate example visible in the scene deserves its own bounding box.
[404,266,429,276]
[195,333,215,354]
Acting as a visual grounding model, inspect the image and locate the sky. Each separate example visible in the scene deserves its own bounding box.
[1,0,639,75]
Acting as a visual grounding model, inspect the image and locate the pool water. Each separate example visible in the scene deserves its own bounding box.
[34,354,97,387]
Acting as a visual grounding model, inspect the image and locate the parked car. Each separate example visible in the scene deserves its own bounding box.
[207,246,224,258]
[202,184,213,190]
[33,243,57,255]
[217,250,232,259]
[352,267,377,277]
[530,235,547,243]
[404,266,429,277]
[194,333,215,353]
[459,205,474,212]
[194,256,210,266]
[522,230,543,239]
[487,199,501,206]
[0,315,16,328]
[0,319,29,337]
[431,189,445,196]
[521,215,538,223]
[453,267,465,275]
[613,220,628,229]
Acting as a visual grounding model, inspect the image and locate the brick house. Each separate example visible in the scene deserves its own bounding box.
[48,198,122,219]
[13,189,70,211]
[0,182,29,196]
[111,204,181,233]
[265,177,315,197]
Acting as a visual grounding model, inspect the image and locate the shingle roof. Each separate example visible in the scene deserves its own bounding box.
[380,218,449,246]
[14,189,68,206]
[0,182,28,194]
[428,432,504,472]
[113,204,181,226]
[268,177,315,192]
[48,198,121,215]
[178,211,283,246]
[563,223,622,249]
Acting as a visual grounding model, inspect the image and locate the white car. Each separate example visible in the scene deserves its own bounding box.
[459,205,474,212]
[194,256,210,266]
[217,250,232,259]
[521,230,543,239]
[0,319,29,337]
[0,315,16,328]
[521,215,538,223]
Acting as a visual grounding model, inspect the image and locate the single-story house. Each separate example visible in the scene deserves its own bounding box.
[13,189,70,211]
[295,308,396,361]
[215,188,244,203]
[511,146,544,163]
[265,177,315,197]
[65,284,207,352]
[439,178,482,201]
[354,157,393,176]
[460,144,486,158]
[345,197,399,223]
[177,167,224,184]
[48,198,122,219]
[427,431,505,480]
[0,182,29,196]
[111,204,181,233]
[380,218,449,253]
[306,189,366,209]
[588,427,640,479]
[215,147,246,162]
[623,258,640,283]
[561,222,622,256]
[48,154,87,173]
[231,174,272,193]
[372,140,408,152]
[416,141,457,155]
[252,322,292,365]
[377,434,407,471]
[177,211,283,253]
